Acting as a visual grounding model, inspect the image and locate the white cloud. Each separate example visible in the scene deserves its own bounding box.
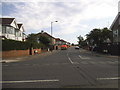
[2,0,119,43]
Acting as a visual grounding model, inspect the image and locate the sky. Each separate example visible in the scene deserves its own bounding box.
[1,0,119,44]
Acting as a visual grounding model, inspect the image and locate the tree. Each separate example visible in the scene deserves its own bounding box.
[101,27,112,43]
[77,35,88,47]
[26,33,37,43]
[77,35,84,45]
[26,33,50,47]
[38,36,50,46]
[86,27,112,46]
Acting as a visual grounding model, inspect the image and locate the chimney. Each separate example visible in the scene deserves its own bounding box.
[118,1,120,12]
[41,30,44,34]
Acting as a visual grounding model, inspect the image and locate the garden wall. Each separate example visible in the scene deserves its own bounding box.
[2,48,41,59]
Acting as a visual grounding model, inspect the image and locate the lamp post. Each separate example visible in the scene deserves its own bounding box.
[50,21,58,51]
[51,21,58,36]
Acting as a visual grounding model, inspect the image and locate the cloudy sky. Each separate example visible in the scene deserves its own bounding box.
[1,0,119,44]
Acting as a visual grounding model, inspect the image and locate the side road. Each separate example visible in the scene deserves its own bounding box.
[0,50,58,63]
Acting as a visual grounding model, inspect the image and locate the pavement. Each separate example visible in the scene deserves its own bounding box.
[0,50,58,63]
[79,48,119,58]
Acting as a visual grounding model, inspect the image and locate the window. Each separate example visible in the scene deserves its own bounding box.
[118,28,120,42]
[0,24,1,32]
[6,26,15,34]
[17,31,22,37]
[113,29,119,42]
[2,26,6,33]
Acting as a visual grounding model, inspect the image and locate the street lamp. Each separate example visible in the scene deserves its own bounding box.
[51,21,58,36]
[50,21,58,51]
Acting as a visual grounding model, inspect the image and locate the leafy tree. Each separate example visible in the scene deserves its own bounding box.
[86,27,112,46]
[77,35,88,47]
[26,33,50,47]
[101,27,112,43]
[38,36,50,46]
[26,33,37,42]
[77,35,84,45]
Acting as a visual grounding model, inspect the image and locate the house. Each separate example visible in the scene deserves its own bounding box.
[0,18,26,41]
[109,1,120,55]
[17,24,27,41]
[110,1,120,44]
[55,38,70,49]
[36,30,56,45]
[110,1,120,43]
[110,13,120,43]
[55,38,63,50]
[55,38,62,45]
[60,39,67,45]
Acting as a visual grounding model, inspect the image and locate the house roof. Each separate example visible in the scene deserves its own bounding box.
[17,24,22,29]
[60,39,67,43]
[55,38,61,41]
[17,24,25,32]
[110,12,120,30]
[0,18,15,25]
[37,32,56,39]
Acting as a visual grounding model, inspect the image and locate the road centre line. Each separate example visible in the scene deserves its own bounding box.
[79,55,90,59]
[68,56,74,64]
[97,77,120,80]
[0,79,59,84]
[67,53,77,64]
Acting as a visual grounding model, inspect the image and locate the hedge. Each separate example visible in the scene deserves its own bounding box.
[2,39,44,51]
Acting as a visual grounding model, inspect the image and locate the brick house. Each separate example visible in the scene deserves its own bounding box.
[55,38,70,49]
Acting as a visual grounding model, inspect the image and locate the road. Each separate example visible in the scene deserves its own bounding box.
[2,46,119,88]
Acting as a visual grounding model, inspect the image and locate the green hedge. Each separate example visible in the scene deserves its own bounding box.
[2,39,44,51]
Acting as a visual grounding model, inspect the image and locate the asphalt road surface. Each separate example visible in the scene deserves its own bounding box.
[2,46,119,88]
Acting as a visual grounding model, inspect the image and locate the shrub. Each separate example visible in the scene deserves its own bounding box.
[2,39,44,51]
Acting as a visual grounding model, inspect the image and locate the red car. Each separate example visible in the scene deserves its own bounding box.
[61,45,67,50]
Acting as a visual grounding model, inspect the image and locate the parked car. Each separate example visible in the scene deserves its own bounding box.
[75,46,79,49]
[61,45,67,50]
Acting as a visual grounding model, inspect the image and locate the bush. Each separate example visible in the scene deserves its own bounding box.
[2,39,44,51]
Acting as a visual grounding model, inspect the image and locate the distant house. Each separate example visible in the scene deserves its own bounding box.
[55,38,63,50]
[55,38,70,45]
[36,31,56,45]
[55,38,62,45]
[60,39,67,45]
[55,38,70,49]
[0,18,26,41]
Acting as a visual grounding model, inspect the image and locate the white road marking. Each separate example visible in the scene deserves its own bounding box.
[79,55,90,59]
[97,77,120,80]
[67,53,79,64]
[1,60,20,63]
[68,57,74,64]
[0,79,59,84]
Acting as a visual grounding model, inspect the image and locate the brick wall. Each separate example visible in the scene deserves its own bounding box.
[1,48,41,59]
